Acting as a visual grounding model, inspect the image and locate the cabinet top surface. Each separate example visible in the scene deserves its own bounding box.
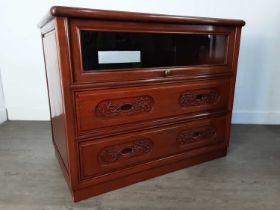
[39,6,245,28]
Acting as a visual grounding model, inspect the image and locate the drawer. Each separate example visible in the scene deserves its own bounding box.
[75,79,229,134]
[79,115,226,179]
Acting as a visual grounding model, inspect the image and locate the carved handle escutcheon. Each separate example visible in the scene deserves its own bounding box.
[98,139,153,164]
[96,95,154,118]
[179,90,220,107]
[177,126,216,146]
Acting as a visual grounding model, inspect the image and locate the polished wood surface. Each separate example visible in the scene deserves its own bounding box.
[75,79,229,133]
[42,25,69,170]
[79,116,226,179]
[39,6,245,28]
[69,19,236,83]
[40,6,245,202]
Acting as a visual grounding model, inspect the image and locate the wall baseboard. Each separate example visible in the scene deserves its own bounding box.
[7,107,50,121]
[4,107,280,125]
[232,110,280,124]
[0,108,7,124]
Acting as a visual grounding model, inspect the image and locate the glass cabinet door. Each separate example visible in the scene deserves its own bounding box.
[80,31,227,71]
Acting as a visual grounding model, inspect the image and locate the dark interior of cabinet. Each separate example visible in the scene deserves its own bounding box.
[80,31,227,71]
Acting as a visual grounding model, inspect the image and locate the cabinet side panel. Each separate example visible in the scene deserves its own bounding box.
[42,31,69,171]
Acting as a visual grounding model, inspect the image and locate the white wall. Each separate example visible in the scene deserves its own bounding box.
[0,68,7,123]
[0,0,279,124]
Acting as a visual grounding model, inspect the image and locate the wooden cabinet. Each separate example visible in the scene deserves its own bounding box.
[39,6,245,202]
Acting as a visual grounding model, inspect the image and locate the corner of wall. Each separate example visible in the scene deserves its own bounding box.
[0,67,7,124]
[0,108,7,124]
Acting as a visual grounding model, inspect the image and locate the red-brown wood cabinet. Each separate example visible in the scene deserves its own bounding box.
[39,6,245,202]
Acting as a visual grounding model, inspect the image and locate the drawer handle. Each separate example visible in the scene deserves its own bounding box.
[121,147,133,155]
[98,139,153,164]
[195,94,206,101]
[119,103,133,111]
[177,126,216,146]
[179,90,220,107]
[96,96,154,118]
[192,131,203,138]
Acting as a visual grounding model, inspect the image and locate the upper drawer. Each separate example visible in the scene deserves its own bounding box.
[75,79,229,135]
[69,19,236,83]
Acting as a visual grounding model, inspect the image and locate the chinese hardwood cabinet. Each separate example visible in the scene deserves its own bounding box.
[39,6,245,201]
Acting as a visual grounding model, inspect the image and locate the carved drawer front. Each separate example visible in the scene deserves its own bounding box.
[79,115,226,180]
[75,79,229,135]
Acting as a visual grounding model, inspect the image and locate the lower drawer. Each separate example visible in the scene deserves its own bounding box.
[79,115,227,180]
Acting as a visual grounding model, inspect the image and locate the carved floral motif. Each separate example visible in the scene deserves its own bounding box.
[179,90,220,107]
[177,126,216,146]
[98,139,153,164]
[96,95,154,118]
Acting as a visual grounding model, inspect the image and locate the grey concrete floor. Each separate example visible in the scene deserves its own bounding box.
[0,121,280,210]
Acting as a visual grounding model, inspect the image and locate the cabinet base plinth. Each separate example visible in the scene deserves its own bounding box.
[70,148,227,202]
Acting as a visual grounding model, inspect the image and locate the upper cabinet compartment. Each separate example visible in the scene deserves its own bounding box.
[69,19,237,83]
[80,31,227,71]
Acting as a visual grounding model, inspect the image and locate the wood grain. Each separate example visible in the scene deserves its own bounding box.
[40,6,245,202]
[75,79,229,134]
[38,6,245,28]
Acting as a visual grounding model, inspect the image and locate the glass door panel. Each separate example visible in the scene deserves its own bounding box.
[80,31,227,71]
